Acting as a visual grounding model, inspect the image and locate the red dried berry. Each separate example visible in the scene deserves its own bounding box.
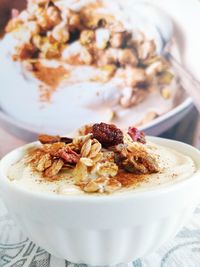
[92,123,124,147]
[128,127,146,144]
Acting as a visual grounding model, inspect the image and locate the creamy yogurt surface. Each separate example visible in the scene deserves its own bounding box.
[7,133,196,196]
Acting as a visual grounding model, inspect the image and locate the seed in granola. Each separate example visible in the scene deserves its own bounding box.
[92,123,124,148]
[127,127,146,144]
[44,159,64,177]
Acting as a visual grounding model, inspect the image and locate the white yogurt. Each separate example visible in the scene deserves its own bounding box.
[7,142,196,196]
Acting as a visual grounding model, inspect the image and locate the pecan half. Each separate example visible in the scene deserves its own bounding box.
[92,123,123,148]
[38,135,72,144]
[55,147,80,164]
[38,134,61,144]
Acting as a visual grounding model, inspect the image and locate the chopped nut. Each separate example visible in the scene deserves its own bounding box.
[145,60,164,77]
[46,6,61,26]
[161,88,171,99]
[97,162,118,177]
[110,32,125,48]
[44,159,64,177]
[80,48,93,64]
[80,30,95,46]
[137,40,156,61]
[36,153,52,172]
[42,142,66,156]
[98,48,118,66]
[5,18,23,33]
[92,123,124,148]
[125,67,147,88]
[38,134,61,144]
[52,23,70,43]
[114,142,159,174]
[130,90,148,106]
[99,64,116,81]
[118,49,138,66]
[68,13,80,29]
[158,71,174,85]
[120,87,133,108]
[15,43,37,60]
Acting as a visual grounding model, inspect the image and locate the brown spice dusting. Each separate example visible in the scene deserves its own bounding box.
[32,62,68,102]
[115,171,148,188]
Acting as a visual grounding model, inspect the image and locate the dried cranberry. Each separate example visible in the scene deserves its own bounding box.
[128,127,146,144]
[92,123,124,147]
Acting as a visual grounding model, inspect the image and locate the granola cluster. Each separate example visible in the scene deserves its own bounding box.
[27,123,160,193]
[6,0,174,108]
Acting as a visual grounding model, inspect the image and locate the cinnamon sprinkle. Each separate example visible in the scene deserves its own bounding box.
[33,62,69,102]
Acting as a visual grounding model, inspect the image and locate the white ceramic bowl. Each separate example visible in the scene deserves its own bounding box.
[0,137,200,265]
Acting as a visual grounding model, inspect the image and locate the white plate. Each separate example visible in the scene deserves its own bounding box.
[0,98,193,142]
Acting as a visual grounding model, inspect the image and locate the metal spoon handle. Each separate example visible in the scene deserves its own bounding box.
[167,52,200,113]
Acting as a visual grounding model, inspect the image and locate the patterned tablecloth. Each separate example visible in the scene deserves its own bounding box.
[0,198,200,267]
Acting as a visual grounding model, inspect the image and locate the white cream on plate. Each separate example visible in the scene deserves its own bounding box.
[0,0,181,135]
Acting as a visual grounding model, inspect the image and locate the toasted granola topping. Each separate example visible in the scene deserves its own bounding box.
[26,123,160,194]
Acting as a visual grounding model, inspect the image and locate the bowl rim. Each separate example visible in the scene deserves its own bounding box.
[1,136,200,203]
[0,98,193,135]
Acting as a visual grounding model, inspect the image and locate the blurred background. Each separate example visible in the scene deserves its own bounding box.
[0,0,200,157]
